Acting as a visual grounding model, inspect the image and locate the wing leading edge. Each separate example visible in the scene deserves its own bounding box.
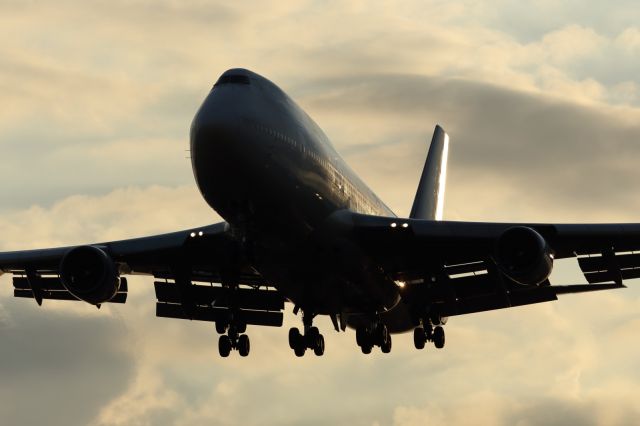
[0,223,285,328]
[328,210,636,317]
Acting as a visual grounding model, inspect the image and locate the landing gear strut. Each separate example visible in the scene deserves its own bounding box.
[413,321,446,350]
[356,322,392,354]
[214,278,251,357]
[289,311,325,357]
[216,321,250,357]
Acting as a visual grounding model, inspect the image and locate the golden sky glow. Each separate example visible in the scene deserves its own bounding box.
[1,1,640,425]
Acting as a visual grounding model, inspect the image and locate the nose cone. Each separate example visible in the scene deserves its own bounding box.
[189,69,265,213]
[211,68,275,92]
[213,69,252,87]
[191,70,255,141]
[192,68,269,134]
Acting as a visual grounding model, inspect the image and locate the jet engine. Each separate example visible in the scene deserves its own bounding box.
[59,245,121,305]
[495,226,553,286]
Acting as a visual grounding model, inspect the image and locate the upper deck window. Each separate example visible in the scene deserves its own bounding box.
[214,74,251,86]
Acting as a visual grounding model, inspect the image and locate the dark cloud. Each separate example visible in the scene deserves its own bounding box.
[504,399,598,426]
[0,297,134,426]
[301,74,640,218]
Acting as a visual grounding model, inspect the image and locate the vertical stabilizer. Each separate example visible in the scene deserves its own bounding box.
[409,125,449,221]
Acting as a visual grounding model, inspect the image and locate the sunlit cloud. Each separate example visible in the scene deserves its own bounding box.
[1,1,640,425]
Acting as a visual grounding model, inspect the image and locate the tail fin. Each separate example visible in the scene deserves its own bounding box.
[409,125,450,221]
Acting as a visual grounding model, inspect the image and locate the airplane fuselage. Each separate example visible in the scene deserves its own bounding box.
[190,69,411,331]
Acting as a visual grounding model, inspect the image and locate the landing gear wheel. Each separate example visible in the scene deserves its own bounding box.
[413,327,426,350]
[294,344,306,357]
[215,321,227,335]
[306,326,320,347]
[433,326,445,349]
[381,333,392,353]
[375,323,389,346]
[238,334,250,357]
[313,334,325,356]
[361,344,372,354]
[289,327,301,350]
[218,335,232,357]
[356,326,368,347]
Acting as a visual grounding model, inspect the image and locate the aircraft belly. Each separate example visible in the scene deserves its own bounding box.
[249,227,406,327]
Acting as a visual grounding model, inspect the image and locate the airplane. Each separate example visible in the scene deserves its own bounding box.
[1,68,638,358]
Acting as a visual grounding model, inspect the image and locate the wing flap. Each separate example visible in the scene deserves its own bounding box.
[438,283,623,317]
[439,287,558,317]
[14,288,127,304]
[154,281,285,311]
[156,303,283,327]
[577,251,640,284]
[13,276,65,291]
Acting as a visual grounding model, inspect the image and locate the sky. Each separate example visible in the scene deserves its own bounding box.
[1,1,640,425]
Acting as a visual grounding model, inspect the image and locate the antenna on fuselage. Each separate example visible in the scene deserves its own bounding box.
[409,125,449,221]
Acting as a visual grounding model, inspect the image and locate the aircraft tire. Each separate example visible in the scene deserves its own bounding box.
[413,327,426,350]
[294,344,306,357]
[218,335,232,357]
[313,334,325,356]
[375,323,389,347]
[238,334,250,357]
[361,344,372,355]
[381,333,392,353]
[289,327,301,349]
[433,326,445,349]
[306,326,320,348]
[356,326,367,347]
[215,321,227,334]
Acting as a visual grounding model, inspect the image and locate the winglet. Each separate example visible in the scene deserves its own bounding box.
[409,125,450,221]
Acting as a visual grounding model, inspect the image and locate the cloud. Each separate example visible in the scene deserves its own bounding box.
[0,185,214,250]
[298,73,640,221]
[1,1,640,425]
[0,189,640,424]
[0,297,134,426]
[1,1,639,212]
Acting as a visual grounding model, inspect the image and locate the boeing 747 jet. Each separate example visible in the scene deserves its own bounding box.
[0,69,635,357]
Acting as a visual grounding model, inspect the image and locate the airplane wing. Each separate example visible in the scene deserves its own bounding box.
[0,222,285,328]
[332,211,639,318]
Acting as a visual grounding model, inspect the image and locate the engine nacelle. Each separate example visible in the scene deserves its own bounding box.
[59,245,120,305]
[495,226,554,286]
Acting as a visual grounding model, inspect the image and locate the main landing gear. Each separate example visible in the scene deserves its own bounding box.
[216,321,251,357]
[356,322,392,354]
[413,323,445,350]
[289,312,325,357]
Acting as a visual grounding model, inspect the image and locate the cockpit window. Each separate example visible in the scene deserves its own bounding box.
[214,74,251,86]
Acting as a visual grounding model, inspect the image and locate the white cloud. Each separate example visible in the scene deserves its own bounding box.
[2,185,640,425]
[1,1,640,425]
